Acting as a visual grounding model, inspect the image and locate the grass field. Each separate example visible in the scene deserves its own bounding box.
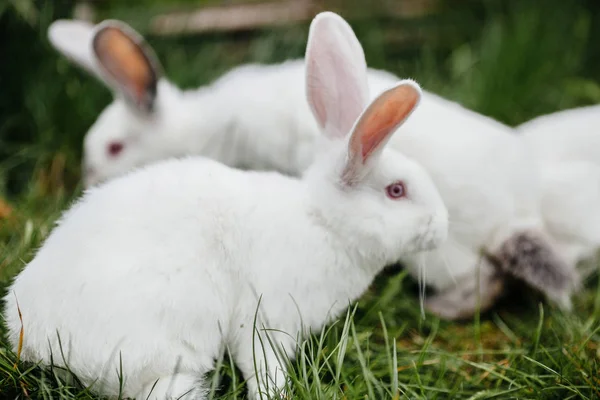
[1,199,599,399]
[1,0,600,399]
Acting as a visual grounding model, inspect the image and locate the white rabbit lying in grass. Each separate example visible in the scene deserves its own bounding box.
[4,12,448,400]
[518,106,600,274]
[48,15,577,320]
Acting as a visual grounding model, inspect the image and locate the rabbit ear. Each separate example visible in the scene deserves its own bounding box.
[342,80,421,185]
[305,12,369,140]
[48,19,98,76]
[92,20,162,114]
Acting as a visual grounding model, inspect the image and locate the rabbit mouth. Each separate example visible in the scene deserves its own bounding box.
[413,214,448,252]
[83,170,102,188]
[417,233,441,252]
[81,158,103,188]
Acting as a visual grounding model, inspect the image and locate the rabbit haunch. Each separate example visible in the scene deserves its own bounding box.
[518,105,600,274]
[4,13,448,400]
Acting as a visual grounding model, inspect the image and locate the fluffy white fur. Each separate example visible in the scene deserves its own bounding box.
[518,106,600,269]
[387,83,579,319]
[81,61,321,185]
[390,94,542,283]
[48,19,401,186]
[4,13,447,400]
[48,16,574,319]
[518,105,600,164]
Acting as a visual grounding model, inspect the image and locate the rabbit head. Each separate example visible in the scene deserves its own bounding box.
[302,12,448,262]
[48,19,184,187]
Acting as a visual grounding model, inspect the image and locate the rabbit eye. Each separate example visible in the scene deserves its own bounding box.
[386,181,406,199]
[107,142,124,157]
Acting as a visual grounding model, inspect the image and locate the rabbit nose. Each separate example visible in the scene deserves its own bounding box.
[83,165,98,186]
[85,165,95,177]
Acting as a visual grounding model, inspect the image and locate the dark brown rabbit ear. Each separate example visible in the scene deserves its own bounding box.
[92,20,162,114]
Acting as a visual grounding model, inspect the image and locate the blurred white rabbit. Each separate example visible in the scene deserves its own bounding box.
[518,106,600,273]
[4,12,448,400]
[49,19,397,187]
[49,16,577,320]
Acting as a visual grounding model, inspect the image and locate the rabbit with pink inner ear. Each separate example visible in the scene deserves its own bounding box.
[319,19,578,319]
[4,12,447,400]
[48,19,320,186]
[517,106,600,275]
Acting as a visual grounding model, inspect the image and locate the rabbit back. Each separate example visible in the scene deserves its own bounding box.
[3,157,314,396]
[5,155,394,396]
[520,105,600,165]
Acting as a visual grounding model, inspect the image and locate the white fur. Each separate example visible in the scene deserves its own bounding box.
[44,19,489,195]
[49,16,563,313]
[518,105,600,164]
[298,14,572,313]
[390,93,545,292]
[4,13,447,399]
[304,17,548,294]
[48,19,398,186]
[80,61,321,185]
[518,106,600,268]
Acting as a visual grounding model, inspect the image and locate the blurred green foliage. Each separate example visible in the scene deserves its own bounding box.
[1,0,600,199]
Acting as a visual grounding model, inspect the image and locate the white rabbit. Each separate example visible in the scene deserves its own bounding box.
[518,106,600,272]
[328,25,579,319]
[390,102,578,318]
[48,19,399,187]
[49,16,577,320]
[4,12,448,400]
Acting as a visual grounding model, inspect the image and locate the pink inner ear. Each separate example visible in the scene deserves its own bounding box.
[93,26,157,110]
[306,58,328,130]
[352,85,419,163]
[305,14,369,140]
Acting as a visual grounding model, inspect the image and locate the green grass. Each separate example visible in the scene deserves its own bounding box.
[1,205,599,399]
[2,0,600,398]
[1,203,599,399]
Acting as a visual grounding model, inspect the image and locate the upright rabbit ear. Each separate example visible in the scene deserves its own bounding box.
[92,20,162,114]
[342,80,421,185]
[305,12,369,140]
[48,19,98,76]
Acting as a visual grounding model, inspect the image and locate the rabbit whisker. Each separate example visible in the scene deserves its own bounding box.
[418,254,426,319]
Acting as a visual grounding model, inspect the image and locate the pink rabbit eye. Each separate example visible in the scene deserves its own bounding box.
[386,181,406,199]
[107,142,124,157]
